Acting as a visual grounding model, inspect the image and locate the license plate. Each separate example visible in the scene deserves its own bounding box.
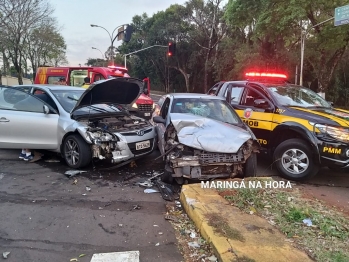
[144,113,150,116]
[136,140,150,150]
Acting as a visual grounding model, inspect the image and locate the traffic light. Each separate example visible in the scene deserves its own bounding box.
[124,25,133,42]
[168,42,176,56]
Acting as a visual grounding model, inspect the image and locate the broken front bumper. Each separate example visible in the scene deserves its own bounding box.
[169,150,246,180]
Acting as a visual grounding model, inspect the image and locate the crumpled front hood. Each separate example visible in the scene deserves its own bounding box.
[71,77,143,113]
[169,113,252,153]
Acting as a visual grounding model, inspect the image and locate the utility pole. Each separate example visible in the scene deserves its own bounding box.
[300,17,334,86]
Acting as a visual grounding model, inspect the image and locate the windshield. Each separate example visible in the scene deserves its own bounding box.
[171,98,241,125]
[52,90,84,112]
[268,85,331,108]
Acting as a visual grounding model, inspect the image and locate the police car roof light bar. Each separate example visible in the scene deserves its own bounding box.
[245,72,287,79]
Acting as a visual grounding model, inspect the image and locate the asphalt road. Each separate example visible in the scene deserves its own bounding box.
[0,149,182,262]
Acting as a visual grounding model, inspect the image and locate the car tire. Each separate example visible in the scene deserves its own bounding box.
[161,164,174,184]
[63,134,91,169]
[273,138,318,181]
[243,152,257,177]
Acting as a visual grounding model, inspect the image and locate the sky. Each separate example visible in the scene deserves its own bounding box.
[52,0,189,66]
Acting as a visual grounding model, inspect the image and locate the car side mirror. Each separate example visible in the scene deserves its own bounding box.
[254,99,269,108]
[43,105,50,114]
[327,101,334,107]
[153,116,166,124]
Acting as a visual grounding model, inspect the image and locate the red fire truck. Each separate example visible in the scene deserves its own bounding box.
[34,65,154,119]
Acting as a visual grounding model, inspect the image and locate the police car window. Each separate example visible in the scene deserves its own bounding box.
[242,88,264,106]
[224,86,243,104]
[268,85,330,108]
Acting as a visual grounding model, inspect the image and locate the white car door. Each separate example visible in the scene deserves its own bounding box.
[0,86,59,149]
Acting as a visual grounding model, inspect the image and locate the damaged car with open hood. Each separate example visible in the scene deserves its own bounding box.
[152,94,260,184]
[0,78,156,168]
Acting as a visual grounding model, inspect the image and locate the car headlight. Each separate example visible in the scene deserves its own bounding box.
[309,122,349,142]
[132,103,138,109]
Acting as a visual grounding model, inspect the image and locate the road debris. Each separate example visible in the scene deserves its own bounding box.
[154,180,174,201]
[207,255,218,261]
[136,181,153,188]
[132,205,141,210]
[130,160,137,168]
[65,170,87,177]
[86,186,91,191]
[188,241,200,248]
[70,258,78,262]
[0,174,4,180]
[144,188,159,194]
[155,242,160,246]
[123,172,138,181]
[72,179,78,185]
[79,254,86,258]
[302,218,312,226]
[2,252,10,259]
[190,231,196,238]
[118,224,123,227]
[45,158,60,162]
[158,232,163,235]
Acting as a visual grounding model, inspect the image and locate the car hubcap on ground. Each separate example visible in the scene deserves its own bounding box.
[281,149,309,174]
[65,139,79,166]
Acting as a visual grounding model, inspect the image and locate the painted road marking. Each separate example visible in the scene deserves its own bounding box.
[90,251,139,262]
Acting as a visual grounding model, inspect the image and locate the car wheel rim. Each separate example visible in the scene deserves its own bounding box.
[65,139,80,166]
[281,149,309,175]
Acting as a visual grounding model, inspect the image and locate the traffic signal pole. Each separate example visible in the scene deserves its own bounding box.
[123,45,167,67]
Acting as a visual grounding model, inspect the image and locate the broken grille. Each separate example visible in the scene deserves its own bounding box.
[199,150,244,164]
[137,104,152,112]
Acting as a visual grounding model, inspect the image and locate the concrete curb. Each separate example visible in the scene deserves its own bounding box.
[180,182,313,262]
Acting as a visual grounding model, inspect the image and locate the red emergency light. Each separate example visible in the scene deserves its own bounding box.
[245,72,287,79]
[107,64,128,72]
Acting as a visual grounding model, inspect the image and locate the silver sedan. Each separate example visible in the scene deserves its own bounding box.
[0,78,156,168]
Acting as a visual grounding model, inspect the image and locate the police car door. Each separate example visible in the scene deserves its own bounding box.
[233,85,274,147]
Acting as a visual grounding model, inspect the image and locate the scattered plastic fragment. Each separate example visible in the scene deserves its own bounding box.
[70,258,78,262]
[132,205,141,210]
[158,232,163,235]
[190,232,196,238]
[137,181,153,188]
[302,218,312,226]
[65,170,87,177]
[188,242,200,248]
[79,254,86,258]
[118,224,123,227]
[155,243,160,246]
[3,252,10,259]
[144,188,159,193]
[208,255,218,261]
[72,179,78,185]
[45,159,60,162]
[86,186,91,191]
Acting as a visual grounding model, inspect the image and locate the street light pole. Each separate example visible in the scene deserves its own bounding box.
[92,47,105,66]
[299,17,334,86]
[90,24,127,62]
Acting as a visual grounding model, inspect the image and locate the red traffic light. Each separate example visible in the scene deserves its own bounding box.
[168,42,176,56]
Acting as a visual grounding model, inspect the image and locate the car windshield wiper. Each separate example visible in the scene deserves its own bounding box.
[67,96,109,113]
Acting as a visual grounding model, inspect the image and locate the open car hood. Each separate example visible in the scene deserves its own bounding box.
[169,113,252,153]
[71,77,143,113]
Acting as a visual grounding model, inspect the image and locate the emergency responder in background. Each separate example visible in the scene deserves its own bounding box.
[81,77,90,89]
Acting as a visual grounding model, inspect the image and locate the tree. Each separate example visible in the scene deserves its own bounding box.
[25,17,67,79]
[0,0,55,84]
